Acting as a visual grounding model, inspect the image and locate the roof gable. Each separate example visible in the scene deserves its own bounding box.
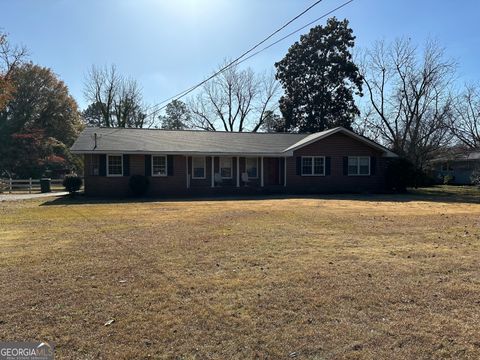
[283,127,398,157]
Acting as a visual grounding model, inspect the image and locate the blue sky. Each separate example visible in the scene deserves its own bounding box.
[1,0,479,110]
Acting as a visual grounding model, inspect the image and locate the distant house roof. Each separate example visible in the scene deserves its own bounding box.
[432,150,480,162]
[70,126,398,157]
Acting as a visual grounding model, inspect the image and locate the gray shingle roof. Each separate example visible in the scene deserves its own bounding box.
[432,151,480,162]
[70,126,398,157]
[71,127,311,155]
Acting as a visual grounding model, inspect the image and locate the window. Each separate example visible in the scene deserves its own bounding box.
[301,156,325,176]
[348,156,370,176]
[441,163,453,172]
[152,156,167,176]
[220,157,232,178]
[107,155,123,176]
[245,157,258,178]
[192,156,206,179]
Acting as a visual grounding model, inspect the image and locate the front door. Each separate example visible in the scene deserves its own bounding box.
[265,158,280,186]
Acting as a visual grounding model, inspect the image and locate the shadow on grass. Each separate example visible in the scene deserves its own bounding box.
[40,186,479,206]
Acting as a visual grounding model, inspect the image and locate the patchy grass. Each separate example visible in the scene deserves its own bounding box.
[0,186,479,359]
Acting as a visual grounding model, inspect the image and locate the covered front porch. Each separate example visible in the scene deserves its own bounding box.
[185,155,288,190]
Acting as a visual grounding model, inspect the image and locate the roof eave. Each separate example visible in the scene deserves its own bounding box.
[71,149,294,157]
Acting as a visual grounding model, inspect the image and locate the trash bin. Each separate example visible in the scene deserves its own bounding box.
[40,178,51,193]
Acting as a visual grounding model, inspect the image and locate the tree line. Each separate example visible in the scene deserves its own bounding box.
[1,17,480,178]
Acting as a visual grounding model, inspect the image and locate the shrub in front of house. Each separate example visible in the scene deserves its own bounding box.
[443,174,454,185]
[471,170,480,187]
[385,158,415,192]
[63,175,83,195]
[129,175,150,196]
[386,158,434,191]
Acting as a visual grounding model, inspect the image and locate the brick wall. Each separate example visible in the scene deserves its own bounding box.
[286,133,387,193]
[84,154,188,196]
[83,133,390,196]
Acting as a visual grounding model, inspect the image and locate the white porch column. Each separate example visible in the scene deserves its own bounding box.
[211,156,215,188]
[185,156,189,189]
[236,156,240,187]
[284,157,287,187]
[261,156,264,187]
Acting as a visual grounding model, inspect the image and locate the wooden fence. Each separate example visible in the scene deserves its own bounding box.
[0,178,67,193]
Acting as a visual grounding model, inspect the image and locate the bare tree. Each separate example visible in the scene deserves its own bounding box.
[0,31,28,111]
[188,63,280,132]
[450,83,480,149]
[358,38,455,169]
[83,65,153,128]
[83,65,119,127]
[113,78,148,128]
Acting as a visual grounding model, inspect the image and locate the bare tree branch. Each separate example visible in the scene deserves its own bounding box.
[187,62,280,132]
[357,38,455,168]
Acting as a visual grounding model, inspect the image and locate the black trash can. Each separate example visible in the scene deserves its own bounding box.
[40,178,51,193]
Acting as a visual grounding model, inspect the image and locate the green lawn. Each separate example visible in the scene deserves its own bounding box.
[0,186,479,359]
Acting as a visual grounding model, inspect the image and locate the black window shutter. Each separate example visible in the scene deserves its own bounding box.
[325,157,331,175]
[145,155,152,176]
[343,157,348,175]
[371,156,376,175]
[167,155,174,176]
[296,157,301,175]
[99,154,106,176]
[123,155,130,176]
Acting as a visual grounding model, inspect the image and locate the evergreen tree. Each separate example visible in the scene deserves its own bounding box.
[275,17,362,133]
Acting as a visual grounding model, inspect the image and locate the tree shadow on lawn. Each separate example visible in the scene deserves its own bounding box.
[40,186,479,206]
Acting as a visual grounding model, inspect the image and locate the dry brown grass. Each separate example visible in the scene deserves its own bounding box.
[1,186,479,359]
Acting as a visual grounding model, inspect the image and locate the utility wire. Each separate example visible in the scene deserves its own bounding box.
[235,0,354,67]
[144,0,326,116]
[147,0,355,117]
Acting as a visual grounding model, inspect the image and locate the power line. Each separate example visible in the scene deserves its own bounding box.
[235,0,354,67]
[144,0,326,116]
[147,0,355,117]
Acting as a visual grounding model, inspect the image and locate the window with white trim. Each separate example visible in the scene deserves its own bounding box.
[192,156,206,179]
[245,157,258,178]
[107,155,123,176]
[220,157,232,178]
[301,156,325,176]
[348,156,370,175]
[152,155,167,176]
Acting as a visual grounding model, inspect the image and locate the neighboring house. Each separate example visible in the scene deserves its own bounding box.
[430,151,480,185]
[70,126,398,197]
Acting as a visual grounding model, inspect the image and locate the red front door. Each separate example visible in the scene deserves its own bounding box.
[265,158,280,186]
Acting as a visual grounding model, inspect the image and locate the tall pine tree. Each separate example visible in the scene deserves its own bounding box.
[275,17,362,133]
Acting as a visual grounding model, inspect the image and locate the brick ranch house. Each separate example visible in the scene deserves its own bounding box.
[70,126,398,197]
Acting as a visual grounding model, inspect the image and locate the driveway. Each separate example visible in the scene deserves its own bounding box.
[0,192,69,201]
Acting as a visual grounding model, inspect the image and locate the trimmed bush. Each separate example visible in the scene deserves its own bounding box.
[62,175,83,195]
[129,175,149,196]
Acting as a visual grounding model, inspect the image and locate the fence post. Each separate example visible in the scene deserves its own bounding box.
[29,178,32,194]
[9,178,12,193]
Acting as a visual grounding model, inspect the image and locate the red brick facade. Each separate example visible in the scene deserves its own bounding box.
[287,133,386,193]
[83,133,389,197]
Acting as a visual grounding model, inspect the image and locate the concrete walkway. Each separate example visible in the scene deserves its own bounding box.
[0,192,69,202]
